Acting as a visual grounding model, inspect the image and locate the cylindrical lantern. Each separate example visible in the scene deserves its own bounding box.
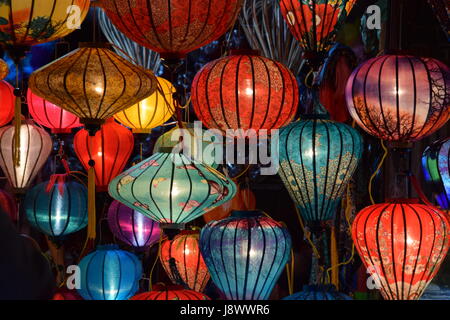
[0,80,14,127]
[0,121,52,193]
[130,285,210,300]
[77,244,142,300]
[107,200,161,249]
[160,230,210,292]
[27,88,81,134]
[109,151,237,226]
[0,189,17,221]
[283,285,352,300]
[352,200,450,300]
[98,0,244,59]
[422,137,450,209]
[191,51,299,137]
[24,174,88,238]
[74,118,134,191]
[345,55,450,142]
[200,210,292,300]
[278,116,363,222]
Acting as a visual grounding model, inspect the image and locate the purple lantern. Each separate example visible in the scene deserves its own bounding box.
[107,200,161,249]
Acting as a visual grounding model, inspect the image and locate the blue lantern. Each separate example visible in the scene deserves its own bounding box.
[77,245,142,300]
[200,210,292,300]
[24,174,88,238]
[283,285,352,300]
[278,115,363,222]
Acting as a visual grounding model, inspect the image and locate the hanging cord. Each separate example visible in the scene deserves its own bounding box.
[13,63,21,167]
[293,206,321,259]
[369,139,388,204]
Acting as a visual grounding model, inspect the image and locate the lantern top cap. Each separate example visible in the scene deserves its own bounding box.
[231,210,263,218]
[79,42,113,49]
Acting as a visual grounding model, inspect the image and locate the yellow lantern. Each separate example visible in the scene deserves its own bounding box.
[114,77,175,133]
[0,59,8,80]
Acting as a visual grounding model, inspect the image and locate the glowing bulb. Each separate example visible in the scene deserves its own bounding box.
[245,88,254,96]
[95,86,103,94]
[97,151,103,157]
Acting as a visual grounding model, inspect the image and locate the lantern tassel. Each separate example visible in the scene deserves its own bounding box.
[13,94,21,167]
[87,163,96,242]
[330,226,339,289]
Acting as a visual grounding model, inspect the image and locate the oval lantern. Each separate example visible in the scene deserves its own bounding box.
[160,230,210,292]
[98,0,244,59]
[108,151,237,226]
[27,88,81,134]
[114,77,175,133]
[200,210,292,300]
[77,244,142,300]
[0,189,17,221]
[422,137,450,209]
[0,80,14,127]
[0,59,9,80]
[130,284,210,300]
[278,116,363,223]
[345,55,450,142]
[352,200,450,300]
[0,121,52,193]
[283,285,352,300]
[74,118,134,191]
[192,51,299,137]
[24,174,88,238]
[107,200,161,249]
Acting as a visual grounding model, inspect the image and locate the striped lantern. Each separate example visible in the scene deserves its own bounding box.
[283,285,352,300]
[130,285,210,300]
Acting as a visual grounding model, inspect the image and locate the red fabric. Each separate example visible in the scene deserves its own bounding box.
[0,80,14,127]
[45,174,68,196]
[131,286,210,300]
[0,189,17,221]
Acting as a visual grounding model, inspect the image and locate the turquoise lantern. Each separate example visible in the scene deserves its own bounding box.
[283,285,352,300]
[278,115,363,223]
[24,174,88,238]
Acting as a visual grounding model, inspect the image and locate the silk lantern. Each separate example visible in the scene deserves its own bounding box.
[108,150,237,226]
[0,59,8,80]
[422,137,450,209]
[130,285,210,300]
[278,116,363,222]
[98,0,244,59]
[0,80,14,127]
[283,285,352,300]
[52,288,82,300]
[0,189,17,221]
[77,244,142,300]
[346,55,450,142]
[191,51,299,137]
[352,200,450,300]
[107,200,161,249]
[200,210,292,300]
[160,230,210,292]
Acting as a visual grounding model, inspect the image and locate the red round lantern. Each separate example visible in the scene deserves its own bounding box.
[352,199,450,300]
[0,80,14,127]
[192,51,299,137]
[130,285,210,300]
[160,230,210,292]
[0,189,17,221]
[74,118,134,191]
[346,55,450,142]
[99,0,244,59]
[27,88,81,134]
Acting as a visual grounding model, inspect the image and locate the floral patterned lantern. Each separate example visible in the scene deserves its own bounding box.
[130,285,210,300]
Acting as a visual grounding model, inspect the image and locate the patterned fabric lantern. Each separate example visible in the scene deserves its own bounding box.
[278,116,363,222]
[108,151,236,226]
[74,118,134,191]
[28,43,157,133]
[114,77,175,133]
[422,138,450,209]
[283,285,352,300]
[0,59,8,80]
[345,55,450,142]
[192,51,299,137]
[200,210,292,300]
[0,80,14,127]
[0,189,17,221]
[98,0,244,59]
[0,121,52,193]
[352,200,450,300]
[130,285,210,300]
[27,89,81,134]
[160,230,210,292]
[24,174,88,238]
[107,200,161,249]
[77,244,142,300]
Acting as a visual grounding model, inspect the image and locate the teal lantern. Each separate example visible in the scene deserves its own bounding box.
[278,115,363,223]
[108,150,236,227]
[24,174,88,238]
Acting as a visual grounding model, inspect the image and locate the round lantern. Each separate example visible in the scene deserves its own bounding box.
[283,285,352,300]
[160,230,210,292]
[114,77,175,133]
[0,59,8,80]
[98,0,244,59]
[200,210,292,300]
[191,51,299,137]
[278,116,363,222]
[77,244,142,300]
[422,137,450,209]
[130,284,210,300]
[352,200,450,300]
[29,43,157,132]
[108,150,237,226]
[0,189,17,221]
[346,55,450,142]
[107,200,161,248]
[0,80,14,127]
[27,88,81,134]
[0,121,52,193]
[74,118,134,191]
[24,174,88,238]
